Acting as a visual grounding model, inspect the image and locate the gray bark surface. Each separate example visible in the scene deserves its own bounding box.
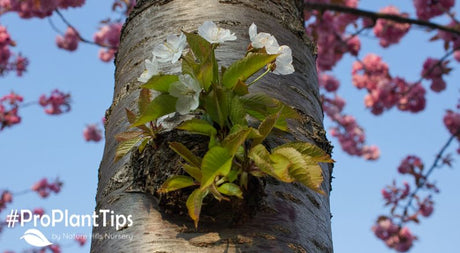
[92,0,333,252]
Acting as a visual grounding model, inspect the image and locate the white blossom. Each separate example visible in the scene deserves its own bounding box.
[153,33,187,63]
[198,21,237,44]
[168,74,202,114]
[273,45,295,75]
[137,54,159,83]
[248,23,280,54]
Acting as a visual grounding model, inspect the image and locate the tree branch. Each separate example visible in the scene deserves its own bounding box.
[304,2,460,36]
[400,132,458,224]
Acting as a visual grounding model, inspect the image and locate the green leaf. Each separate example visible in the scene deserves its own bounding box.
[182,163,202,181]
[252,112,280,147]
[249,144,279,178]
[201,146,233,189]
[229,96,247,126]
[158,175,196,193]
[177,118,217,136]
[142,75,179,92]
[131,94,177,127]
[222,53,278,88]
[184,32,212,63]
[290,158,324,194]
[218,183,243,199]
[115,131,143,142]
[186,188,209,228]
[182,51,200,77]
[222,127,250,156]
[276,142,334,163]
[269,153,296,183]
[138,138,150,153]
[204,85,231,127]
[114,136,143,162]
[196,51,216,91]
[169,142,202,168]
[240,93,299,131]
[138,88,151,114]
[273,147,324,193]
[226,169,239,183]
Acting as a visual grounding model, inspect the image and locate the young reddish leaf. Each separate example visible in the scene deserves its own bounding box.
[209,184,228,201]
[131,94,177,127]
[217,183,243,199]
[125,108,137,124]
[169,142,202,168]
[114,136,143,162]
[138,88,151,114]
[115,131,143,142]
[222,53,278,88]
[201,146,233,189]
[158,175,196,193]
[186,188,209,228]
[233,80,249,96]
[142,75,179,92]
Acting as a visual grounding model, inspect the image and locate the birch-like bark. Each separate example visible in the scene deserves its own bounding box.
[92,0,333,252]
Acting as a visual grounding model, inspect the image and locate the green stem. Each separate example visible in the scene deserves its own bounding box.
[248,68,271,86]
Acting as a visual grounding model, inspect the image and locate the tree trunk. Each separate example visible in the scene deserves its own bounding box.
[91,0,333,252]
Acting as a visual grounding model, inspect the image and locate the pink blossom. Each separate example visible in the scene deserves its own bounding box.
[48,244,61,253]
[372,217,399,241]
[31,178,63,198]
[0,191,13,212]
[0,92,23,130]
[421,58,450,92]
[373,6,411,48]
[58,0,85,9]
[362,145,380,160]
[56,27,80,51]
[397,155,423,175]
[318,73,340,92]
[306,10,360,71]
[33,208,45,217]
[83,124,103,142]
[443,110,460,137]
[395,79,426,113]
[75,234,87,246]
[418,197,434,217]
[372,218,416,252]
[381,181,410,205]
[1,0,85,19]
[14,54,28,76]
[413,0,455,20]
[93,23,122,62]
[38,89,71,115]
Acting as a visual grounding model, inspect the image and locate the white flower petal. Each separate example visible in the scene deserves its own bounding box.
[249,23,257,41]
[153,33,187,63]
[168,80,188,97]
[273,45,294,75]
[176,96,195,114]
[137,58,159,83]
[198,21,237,44]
